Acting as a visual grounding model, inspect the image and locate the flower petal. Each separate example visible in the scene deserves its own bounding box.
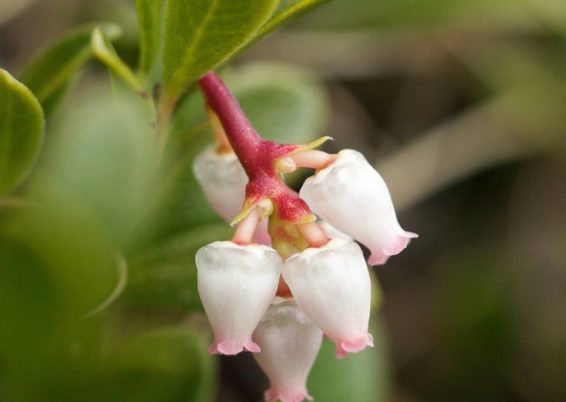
[319,221,351,240]
[196,241,281,355]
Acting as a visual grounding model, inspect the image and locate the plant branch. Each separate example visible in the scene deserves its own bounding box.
[198,72,262,176]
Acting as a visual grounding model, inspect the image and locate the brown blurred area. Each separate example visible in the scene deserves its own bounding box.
[2,1,565,402]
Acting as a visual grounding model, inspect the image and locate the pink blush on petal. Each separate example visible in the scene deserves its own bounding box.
[368,251,389,266]
[384,232,418,255]
[369,231,418,266]
[265,387,313,402]
[208,339,261,355]
[335,333,374,359]
[244,340,261,353]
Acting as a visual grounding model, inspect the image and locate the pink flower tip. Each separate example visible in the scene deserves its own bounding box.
[368,231,418,266]
[265,387,313,402]
[335,333,374,359]
[208,339,261,355]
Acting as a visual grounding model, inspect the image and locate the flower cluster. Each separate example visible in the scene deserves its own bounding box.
[193,72,416,402]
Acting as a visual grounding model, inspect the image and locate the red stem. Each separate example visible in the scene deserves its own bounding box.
[198,72,262,177]
[198,71,324,247]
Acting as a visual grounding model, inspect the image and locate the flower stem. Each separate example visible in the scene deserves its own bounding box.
[207,107,233,154]
[198,71,329,254]
[297,222,329,248]
[198,72,262,176]
[155,97,174,162]
[232,208,261,245]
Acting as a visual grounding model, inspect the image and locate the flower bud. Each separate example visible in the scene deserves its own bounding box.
[282,238,373,358]
[196,241,281,355]
[193,147,247,223]
[253,298,323,402]
[300,149,417,265]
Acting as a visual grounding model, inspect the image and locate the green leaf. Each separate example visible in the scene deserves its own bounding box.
[0,69,44,196]
[110,327,216,402]
[161,0,279,103]
[309,320,391,402]
[20,23,121,114]
[256,0,332,38]
[125,223,232,311]
[135,0,164,81]
[91,27,145,93]
[228,62,328,145]
[39,87,155,246]
[0,200,120,335]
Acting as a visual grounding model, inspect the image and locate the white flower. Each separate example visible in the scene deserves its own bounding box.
[282,238,373,358]
[318,221,351,240]
[300,149,417,265]
[193,147,247,222]
[253,298,323,402]
[195,241,281,355]
[193,147,272,245]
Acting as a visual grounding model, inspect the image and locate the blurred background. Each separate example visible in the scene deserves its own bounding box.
[0,0,565,401]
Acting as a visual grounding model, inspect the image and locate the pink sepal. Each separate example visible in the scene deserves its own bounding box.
[208,339,261,356]
[265,387,313,402]
[335,333,374,359]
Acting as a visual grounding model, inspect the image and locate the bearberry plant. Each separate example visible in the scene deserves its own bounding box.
[0,1,414,402]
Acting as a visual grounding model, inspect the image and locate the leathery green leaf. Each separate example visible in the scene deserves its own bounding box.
[20,23,121,113]
[91,27,145,93]
[0,69,44,196]
[110,326,216,402]
[161,0,278,103]
[135,0,164,81]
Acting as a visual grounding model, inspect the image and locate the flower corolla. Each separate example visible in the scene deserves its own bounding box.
[300,149,417,265]
[253,298,322,402]
[195,241,281,355]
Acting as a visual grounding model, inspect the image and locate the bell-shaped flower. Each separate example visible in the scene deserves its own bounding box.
[196,241,281,355]
[282,238,373,358]
[193,147,247,222]
[253,298,323,402]
[193,147,271,245]
[300,149,417,265]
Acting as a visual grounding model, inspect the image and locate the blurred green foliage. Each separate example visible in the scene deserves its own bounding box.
[0,69,43,195]
[20,23,122,116]
[309,320,390,402]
